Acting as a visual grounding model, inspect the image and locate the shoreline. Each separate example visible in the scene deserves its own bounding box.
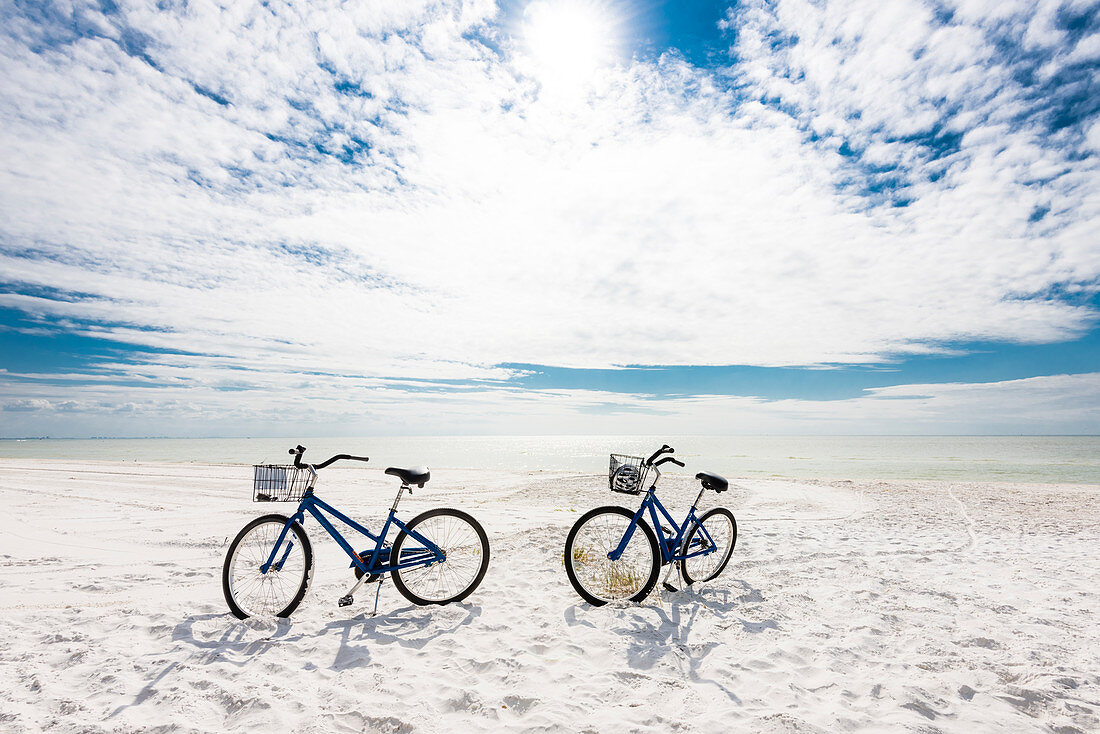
[0,435,1095,488]
[2,455,1098,488]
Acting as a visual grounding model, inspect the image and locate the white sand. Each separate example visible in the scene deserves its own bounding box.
[0,460,1097,733]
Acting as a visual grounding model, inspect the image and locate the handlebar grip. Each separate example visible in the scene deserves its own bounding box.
[669,458,685,467]
[288,445,306,467]
[646,444,674,465]
[654,456,685,468]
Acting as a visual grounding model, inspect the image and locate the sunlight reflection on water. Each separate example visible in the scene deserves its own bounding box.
[1,435,1097,484]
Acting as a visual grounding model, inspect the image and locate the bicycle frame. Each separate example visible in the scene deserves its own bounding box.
[609,487,718,565]
[259,489,443,577]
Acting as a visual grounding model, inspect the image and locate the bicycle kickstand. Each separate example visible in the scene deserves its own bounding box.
[661,561,682,594]
[370,576,385,617]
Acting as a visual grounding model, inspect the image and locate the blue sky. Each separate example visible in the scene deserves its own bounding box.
[1,0,1098,437]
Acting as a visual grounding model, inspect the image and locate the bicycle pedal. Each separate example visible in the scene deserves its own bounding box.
[662,582,679,593]
[338,595,354,607]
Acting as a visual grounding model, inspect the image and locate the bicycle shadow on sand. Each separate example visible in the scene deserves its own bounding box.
[170,601,481,671]
[564,578,775,705]
[111,603,479,719]
[326,602,482,670]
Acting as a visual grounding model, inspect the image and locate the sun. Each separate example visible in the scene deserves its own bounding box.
[522,0,619,90]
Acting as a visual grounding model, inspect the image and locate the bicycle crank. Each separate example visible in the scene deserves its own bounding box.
[354,567,381,583]
[352,546,389,583]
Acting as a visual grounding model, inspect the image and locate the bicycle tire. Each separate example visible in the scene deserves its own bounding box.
[680,507,736,585]
[390,508,490,606]
[564,506,661,606]
[222,513,313,620]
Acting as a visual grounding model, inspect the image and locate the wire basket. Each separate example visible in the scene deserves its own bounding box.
[253,464,311,502]
[608,454,658,495]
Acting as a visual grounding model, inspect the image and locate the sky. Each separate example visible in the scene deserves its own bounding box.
[0,0,1098,438]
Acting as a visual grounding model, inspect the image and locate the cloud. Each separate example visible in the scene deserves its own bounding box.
[762,371,1100,433]
[2,363,1097,436]
[2,398,52,413]
[0,0,1097,434]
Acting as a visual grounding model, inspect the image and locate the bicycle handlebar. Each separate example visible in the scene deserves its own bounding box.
[654,456,684,468]
[315,453,370,469]
[646,445,674,465]
[288,446,369,469]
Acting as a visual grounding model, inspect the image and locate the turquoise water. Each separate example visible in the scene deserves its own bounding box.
[0,436,1097,484]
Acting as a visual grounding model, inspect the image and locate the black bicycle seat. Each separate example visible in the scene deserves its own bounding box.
[385,466,430,487]
[696,471,728,493]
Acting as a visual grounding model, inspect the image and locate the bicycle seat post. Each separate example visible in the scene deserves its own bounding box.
[390,483,409,513]
[690,484,705,513]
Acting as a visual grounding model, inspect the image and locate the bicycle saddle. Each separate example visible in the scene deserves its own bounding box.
[385,466,430,488]
[696,471,728,493]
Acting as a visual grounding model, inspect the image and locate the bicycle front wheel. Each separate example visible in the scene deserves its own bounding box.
[222,514,313,620]
[564,506,660,606]
[390,508,490,606]
[681,507,736,585]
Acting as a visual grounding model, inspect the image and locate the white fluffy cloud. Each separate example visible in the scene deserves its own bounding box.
[0,0,1097,433]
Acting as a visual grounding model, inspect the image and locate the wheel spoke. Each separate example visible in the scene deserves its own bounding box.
[393,512,487,604]
[682,511,734,583]
[227,520,309,618]
[568,511,655,603]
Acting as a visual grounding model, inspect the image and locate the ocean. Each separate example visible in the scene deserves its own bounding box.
[0,435,1097,484]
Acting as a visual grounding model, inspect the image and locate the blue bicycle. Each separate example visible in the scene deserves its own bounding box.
[222,445,489,619]
[564,445,736,605]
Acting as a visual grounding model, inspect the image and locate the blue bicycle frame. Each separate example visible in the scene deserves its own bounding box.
[259,488,443,578]
[609,487,718,564]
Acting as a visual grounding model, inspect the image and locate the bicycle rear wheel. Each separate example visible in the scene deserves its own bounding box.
[681,507,736,585]
[390,508,490,606]
[222,514,313,620]
[564,506,660,606]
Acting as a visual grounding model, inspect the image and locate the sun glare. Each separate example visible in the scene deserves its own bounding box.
[522,0,618,89]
